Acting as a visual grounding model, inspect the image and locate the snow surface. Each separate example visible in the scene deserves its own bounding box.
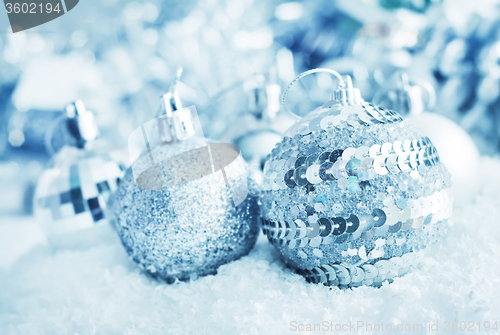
[1,157,500,335]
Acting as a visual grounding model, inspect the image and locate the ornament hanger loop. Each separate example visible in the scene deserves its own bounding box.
[282,68,346,119]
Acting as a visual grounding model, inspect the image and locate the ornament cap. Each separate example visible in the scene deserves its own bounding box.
[158,68,196,143]
[243,71,281,120]
[332,75,363,106]
[65,100,99,148]
[373,72,436,116]
[160,68,183,117]
[282,68,363,118]
[244,73,267,118]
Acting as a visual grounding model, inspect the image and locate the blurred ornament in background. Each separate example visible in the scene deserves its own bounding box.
[425,0,500,154]
[261,69,452,287]
[217,70,295,173]
[0,0,197,158]
[374,72,480,206]
[378,0,442,13]
[113,72,260,282]
[272,0,363,70]
[157,0,283,136]
[3,0,500,155]
[0,82,16,159]
[2,0,476,158]
[372,72,436,118]
[33,101,124,248]
[316,0,500,157]
[322,2,432,101]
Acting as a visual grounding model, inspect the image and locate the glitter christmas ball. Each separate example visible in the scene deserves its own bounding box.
[34,146,123,248]
[261,75,452,288]
[112,136,260,282]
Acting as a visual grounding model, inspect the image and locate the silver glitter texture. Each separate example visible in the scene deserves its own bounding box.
[112,137,260,282]
[261,103,453,288]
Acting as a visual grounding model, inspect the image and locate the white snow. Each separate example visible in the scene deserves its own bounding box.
[1,157,500,335]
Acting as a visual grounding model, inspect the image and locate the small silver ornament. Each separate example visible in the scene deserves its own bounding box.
[261,69,453,288]
[33,101,124,248]
[218,72,294,169]
[112,72,260,282]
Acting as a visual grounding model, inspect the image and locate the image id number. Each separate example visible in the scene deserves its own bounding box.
[5,2,62,14]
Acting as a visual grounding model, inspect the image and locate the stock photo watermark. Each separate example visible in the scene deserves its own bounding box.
[3,0,79,32]
[289,320,499,333]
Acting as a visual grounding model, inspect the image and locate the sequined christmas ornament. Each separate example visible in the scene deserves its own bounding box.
[261,69,452,288]
[112,74,260,282]
[34,101,123,248]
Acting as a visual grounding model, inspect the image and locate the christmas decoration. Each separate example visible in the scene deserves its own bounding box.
[378,0,441,13]
[374,73,481,206]
[423,0,500,154]
[261,69,452,287]
[33,101,124,248]
[112,74,260,282]
[217,72,296,179]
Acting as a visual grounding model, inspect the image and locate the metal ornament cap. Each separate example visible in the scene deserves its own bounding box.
[65,100,99,149]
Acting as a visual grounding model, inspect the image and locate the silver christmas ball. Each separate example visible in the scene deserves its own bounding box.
[261,93,452,287]
[34,146,123,248]
[112,137,260,282]
[34,100,124,248]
